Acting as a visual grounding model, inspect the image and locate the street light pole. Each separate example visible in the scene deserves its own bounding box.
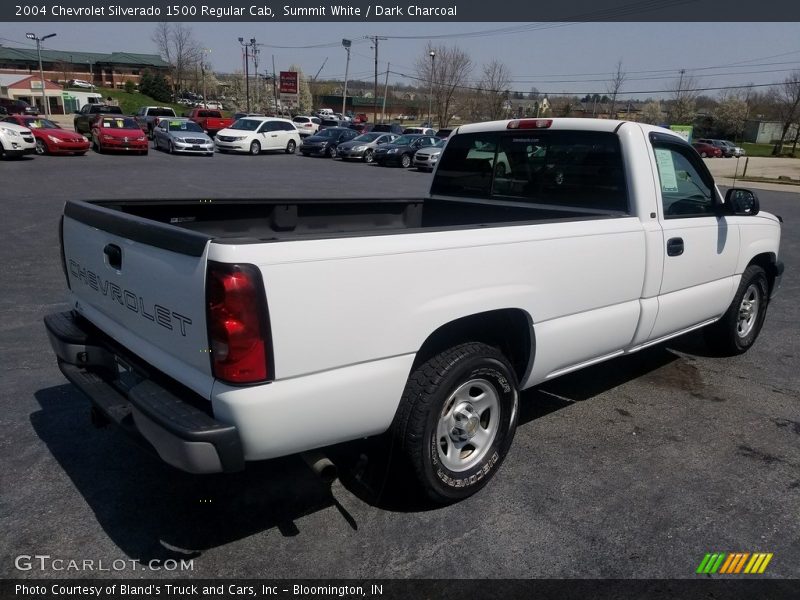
[341,39,351,118]
[428,50,435,128]
[26,32,56,116]
[201,48,210,111]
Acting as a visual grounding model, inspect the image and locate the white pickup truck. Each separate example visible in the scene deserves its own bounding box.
[45,118,783,503]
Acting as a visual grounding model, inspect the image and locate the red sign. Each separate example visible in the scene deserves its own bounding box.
[279,71,298,94]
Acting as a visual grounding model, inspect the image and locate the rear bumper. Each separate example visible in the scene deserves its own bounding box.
[44,310,244,474]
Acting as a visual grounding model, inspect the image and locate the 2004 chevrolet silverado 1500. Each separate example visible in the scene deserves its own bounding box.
[45,118,783,503]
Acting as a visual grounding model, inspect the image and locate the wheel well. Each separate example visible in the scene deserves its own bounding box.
[412,309,533,384]
[748,253,779,293]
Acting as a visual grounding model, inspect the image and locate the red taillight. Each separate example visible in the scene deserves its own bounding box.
[507,119,553,129]
[206,262,272,384]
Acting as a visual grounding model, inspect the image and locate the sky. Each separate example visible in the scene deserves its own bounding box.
[1,22,799,98]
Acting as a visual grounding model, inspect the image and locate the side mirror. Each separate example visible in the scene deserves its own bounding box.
[725,188,760,216]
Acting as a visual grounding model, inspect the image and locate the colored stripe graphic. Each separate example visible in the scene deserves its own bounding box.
[700,552,773,575]
[719,553,736,574]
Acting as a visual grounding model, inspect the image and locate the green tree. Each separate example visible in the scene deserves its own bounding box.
[124,80,136,94]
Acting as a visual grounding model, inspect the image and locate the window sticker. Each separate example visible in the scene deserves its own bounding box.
[655,148,679,192]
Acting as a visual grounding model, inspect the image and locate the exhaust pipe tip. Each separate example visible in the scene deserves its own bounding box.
[301,451,338,484]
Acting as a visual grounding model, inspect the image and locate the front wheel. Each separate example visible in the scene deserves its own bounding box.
[392,342,519,503]
[249,140,261,155]
[35,139,47,155]
[329,145,338,158]
[704,265,769,355]
[285,139,296,154]
[364,149,374,163]
[401,153,412,168]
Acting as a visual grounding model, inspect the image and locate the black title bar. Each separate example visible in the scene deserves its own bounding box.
[3,0,800,22]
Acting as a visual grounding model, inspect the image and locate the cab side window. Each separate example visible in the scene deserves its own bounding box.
[653,144,716,218]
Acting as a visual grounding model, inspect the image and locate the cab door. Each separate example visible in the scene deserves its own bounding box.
[648,132,739,341]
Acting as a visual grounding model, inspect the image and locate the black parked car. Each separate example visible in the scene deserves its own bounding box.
[373,134,438,167]
[299,127,359,157]
[0,97,38,116]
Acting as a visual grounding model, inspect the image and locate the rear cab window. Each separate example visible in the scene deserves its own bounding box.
[431,130,629,214]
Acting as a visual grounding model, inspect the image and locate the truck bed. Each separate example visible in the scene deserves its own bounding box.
[70,197,624,246]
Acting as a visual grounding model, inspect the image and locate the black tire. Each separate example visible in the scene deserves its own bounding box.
[329,145,338,158]
[35,139,47,155]
[392,342,519,503]
[169,141,175,154]
[401,153,412,168]
[364,149,374,163]
[704,265,769,355]
[285,139,296,154]
[495,162,507,177]
[249,140,261,155]
[700,151,708,158]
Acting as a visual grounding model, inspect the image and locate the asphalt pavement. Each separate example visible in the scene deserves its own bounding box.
[0,150,798,580]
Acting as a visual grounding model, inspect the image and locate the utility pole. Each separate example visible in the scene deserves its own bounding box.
[26,32,56,116]
[201,48,210,110]
[341,39,351,117]
[238,37,251,113]
[368,35,387,124]
[381,63,390,122]
[428,50,436,128]
[272,55,278,114]
[250,39,259,111]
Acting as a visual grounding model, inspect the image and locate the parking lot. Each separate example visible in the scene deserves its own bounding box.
[1,151,798,579]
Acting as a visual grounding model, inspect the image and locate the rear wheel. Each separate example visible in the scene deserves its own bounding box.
[704,265,769,355]
[286,139,296,154]
[249,140,261,155]
[401,153,412,168]
[392,342,519,503]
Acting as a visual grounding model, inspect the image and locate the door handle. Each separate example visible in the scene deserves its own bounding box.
[666,237,684,256]
[104,244,122,270]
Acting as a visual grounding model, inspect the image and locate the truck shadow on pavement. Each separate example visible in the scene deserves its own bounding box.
[31,385,346,563]
[31,339,689,557]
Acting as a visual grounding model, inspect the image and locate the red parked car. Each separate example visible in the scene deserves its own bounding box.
[91,116,148,154]
[3,115,90,155]
[692,141,722,158]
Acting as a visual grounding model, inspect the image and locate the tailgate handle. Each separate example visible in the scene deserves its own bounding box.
[104,244,122,270]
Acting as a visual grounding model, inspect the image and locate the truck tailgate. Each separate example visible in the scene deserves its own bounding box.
[62,201,214,398]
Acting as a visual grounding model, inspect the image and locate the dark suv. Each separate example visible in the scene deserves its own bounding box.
[74,104,124,134]
[0,97,39,116]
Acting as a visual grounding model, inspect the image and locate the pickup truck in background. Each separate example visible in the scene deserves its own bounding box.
[186,108,234,137]
[73,104,123,135]
[133,106,177,139]
[45,118,783,504]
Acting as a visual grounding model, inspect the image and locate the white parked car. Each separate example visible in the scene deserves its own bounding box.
[292,115,321,137]
[68,79,94,89]
[214,117,301,155]
[0,120,37,158]
[203,101,224,110]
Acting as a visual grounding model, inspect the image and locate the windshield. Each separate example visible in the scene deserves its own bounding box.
[167,120,204,133]
[100,117,139,129]
[353,133,381,142]
[392,135,416,145]
[434,139,446,148]
[24,118,60,130]
[230,119,262,131]
[314,129,338,138]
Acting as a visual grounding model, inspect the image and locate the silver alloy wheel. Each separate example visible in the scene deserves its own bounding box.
[436,379,500,472]
[250,141,260,155]
[401,154,411,168]
[35,139,46,155]
[736,283,760,338]
[364,149,374,163]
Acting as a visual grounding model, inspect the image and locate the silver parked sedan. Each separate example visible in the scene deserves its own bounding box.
[335,132,398,163]
[152,118,214,156]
